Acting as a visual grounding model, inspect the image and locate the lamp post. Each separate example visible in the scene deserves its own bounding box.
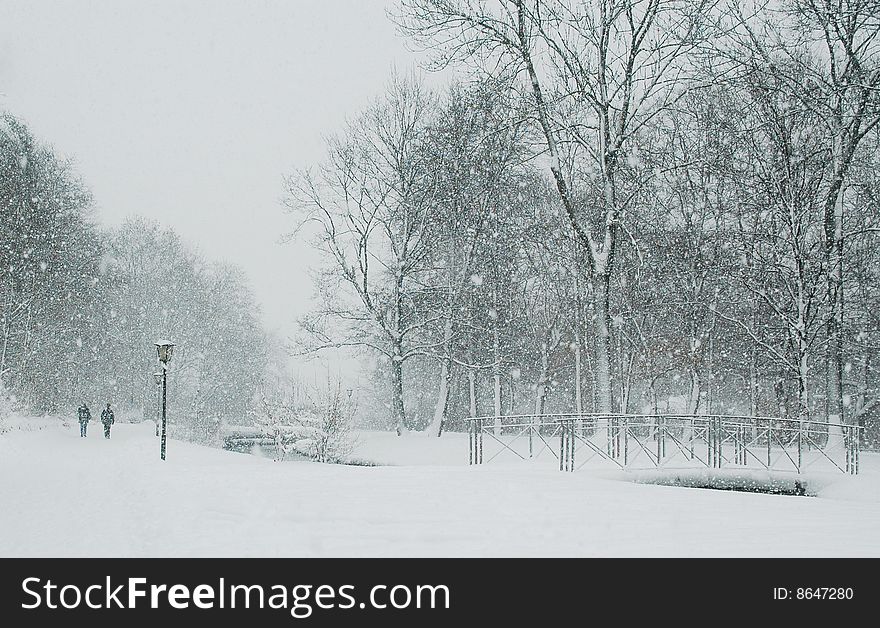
[155,341,175,460]
[153,372,162,437]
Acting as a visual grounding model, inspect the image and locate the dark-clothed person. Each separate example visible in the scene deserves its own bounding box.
[77,403,91,437]
[101,403,115,439]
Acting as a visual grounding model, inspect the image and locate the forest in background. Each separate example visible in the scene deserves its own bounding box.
[3,1,880,450]
[289,0,880,446]
[0,112,269,441]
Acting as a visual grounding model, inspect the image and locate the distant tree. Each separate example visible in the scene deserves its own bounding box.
[417,81,533,435]
[100,217,268,438]
[721,0,880,422]
[287,74,439,435]
[396,0,720,413]
[0,112,102,411]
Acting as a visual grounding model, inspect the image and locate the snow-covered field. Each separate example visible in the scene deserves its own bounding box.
[1,418,879,557]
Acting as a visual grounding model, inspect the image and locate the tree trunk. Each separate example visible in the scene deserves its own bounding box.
[518,12,617,417]
[775,377,788,420]
[620,348,634,414]
[750,296,759,417]
[493,319,502,435]
[574,330,583,415]
[795,266,811,423]
[825,139,846,425]
[592,274,614,414]
[427,318,453,437]
[853,338,872,445]
[707,327,714,414]
[428,356,451,437]
[534,341,549,417]
[468,368,477,418]
[390,352,405,436]
[797,347,809,422]
[0,321,9,381]
[649,376,659,415]
[688,371,701,416]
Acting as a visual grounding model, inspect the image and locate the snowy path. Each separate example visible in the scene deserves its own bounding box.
[1,421,879,557]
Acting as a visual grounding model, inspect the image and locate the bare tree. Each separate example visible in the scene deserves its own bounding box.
[722,0,880,422]
[287,74,438,435]
[396,0,718,412]
[418,81,531,435]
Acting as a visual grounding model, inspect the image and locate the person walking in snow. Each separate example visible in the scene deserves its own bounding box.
[100,403,115,439]
[77,402,91,437]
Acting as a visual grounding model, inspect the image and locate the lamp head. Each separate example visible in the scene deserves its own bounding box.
[155,341,175,365]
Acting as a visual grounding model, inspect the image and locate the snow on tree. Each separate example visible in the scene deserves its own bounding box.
[250,376,356,464]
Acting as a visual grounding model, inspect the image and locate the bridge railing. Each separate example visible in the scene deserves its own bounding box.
[466,414,563,465]
[467,414,862,475]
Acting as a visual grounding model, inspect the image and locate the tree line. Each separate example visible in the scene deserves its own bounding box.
[1,112,268,440]
[288,0,880,445]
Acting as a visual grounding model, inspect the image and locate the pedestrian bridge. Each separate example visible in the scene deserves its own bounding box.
[466,414,862,475]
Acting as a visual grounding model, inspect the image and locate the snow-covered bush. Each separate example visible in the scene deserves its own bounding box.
[250,384,297,461]
[294,382,357,464]
[250,378,356,463]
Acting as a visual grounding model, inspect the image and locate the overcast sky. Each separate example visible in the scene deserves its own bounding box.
[0,0,440,346]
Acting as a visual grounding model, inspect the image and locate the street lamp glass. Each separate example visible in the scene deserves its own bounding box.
[153,372,163,385]
[155,342,175,364]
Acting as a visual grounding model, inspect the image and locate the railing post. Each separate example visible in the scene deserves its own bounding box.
[856,426,861,475]
[689,417,695,460]
[661,416,666,459]
[706,418,712,467]
[615,417,621,459]
[732,423,736,465]
[623,416,628,467]
[529,415,534,459]
[856,426,861,474]
[468,419,473,465]
[711,417,716,468]
[606,416,612,457]
[797,419,802,473]
[656,416,662,466]
[708,417,713,468]
[478,418,483,464]
[845,425,852,475]
[767,419,772,469]
[713,417,717,468]
[849,425,853,474]
[734,424,740,464]
[559,421,565,471]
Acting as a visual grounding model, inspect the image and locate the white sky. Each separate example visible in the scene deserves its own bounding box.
[0,0,440,346]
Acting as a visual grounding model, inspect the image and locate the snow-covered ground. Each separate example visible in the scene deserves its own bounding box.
[1,418,879,557]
